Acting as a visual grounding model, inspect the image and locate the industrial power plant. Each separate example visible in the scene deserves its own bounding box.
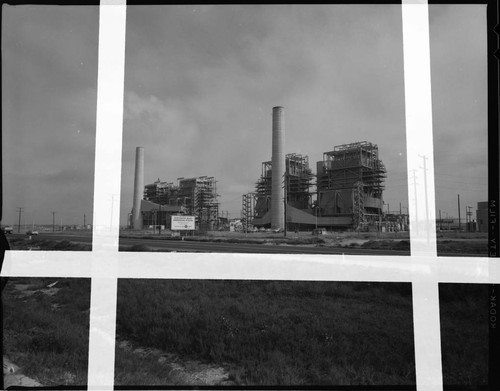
[130,106,408,233]
[241,107,404,232]
[130,147,220,231]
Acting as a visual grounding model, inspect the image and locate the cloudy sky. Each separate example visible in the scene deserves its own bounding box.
[2,4,487,227]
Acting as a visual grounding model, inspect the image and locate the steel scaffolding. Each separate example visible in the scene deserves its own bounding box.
[143,179,179,206]
[241,192,256,232]
[177,176,219,231]
[254,153,314,218]
[317,142,386,229]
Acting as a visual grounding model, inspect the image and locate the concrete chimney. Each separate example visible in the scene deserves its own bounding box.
[132,147,144,230]
[271,106,285,230]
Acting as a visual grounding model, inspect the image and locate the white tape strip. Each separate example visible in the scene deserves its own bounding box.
[2,250,498,283]
[402,1,442,390]
[92,1,126,252]
[402,2,437,256]
[0,2,489,389]
[87,1,126,390]
[411,280,443,390]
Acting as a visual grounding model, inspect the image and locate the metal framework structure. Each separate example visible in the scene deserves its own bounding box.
[316,141,386,229]
[352,181,364,230]
[286,153,314,210]
[143,179,179,206]
[177,176,219,231]
[254,153,314,219]
[254,162,272,219]
[241,192,256,232]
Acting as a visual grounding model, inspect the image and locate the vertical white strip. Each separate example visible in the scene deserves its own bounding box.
[402,2,442,391]
[92,1,126,250]
[402,0,437,256]
[87,275,119,390]
[88,1,127,390]
[411,279,443,391]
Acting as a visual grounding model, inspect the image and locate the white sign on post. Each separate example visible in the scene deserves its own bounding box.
[171,215,195,230]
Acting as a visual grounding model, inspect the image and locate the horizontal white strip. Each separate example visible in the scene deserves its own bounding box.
[1,250,94,278]
[2,250,496,283]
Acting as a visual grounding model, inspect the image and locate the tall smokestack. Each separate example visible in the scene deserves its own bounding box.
[132,147,144,230]
[271,106,285,230]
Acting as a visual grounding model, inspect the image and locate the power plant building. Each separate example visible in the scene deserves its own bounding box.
[131,177,219,231]
[253,153,314,226]
[130,148,219,230]
[316,141,386,230]
[246,107,388,230]
[144,179,180,206]
[250,142,387,230]
[476,201,488,233]
[177,176,219,231]
[132,107,395,233]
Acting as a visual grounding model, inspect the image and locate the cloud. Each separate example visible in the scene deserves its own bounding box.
[123,91,201,169]
[2,5,487,226]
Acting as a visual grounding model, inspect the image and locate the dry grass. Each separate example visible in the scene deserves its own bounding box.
[115,280,416,386]
[2,277,91,387]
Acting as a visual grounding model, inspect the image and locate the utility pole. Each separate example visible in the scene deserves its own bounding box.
[458,194,461,231]
[419,155,430,233]
[158,203,162,235]
[84,213,86,228]
[439,209,442,231]
[283,172,287,237]
[16,207,24,233]
[411,169,419,234]
[399,202,402,216]
[465,205,468,232]
[52,211,56,232]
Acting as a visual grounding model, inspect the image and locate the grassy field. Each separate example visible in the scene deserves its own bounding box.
[6,230,487,256]
[115,280,417,386]
[439,284,489,385]
[2,236,490,387]
[2,277,91,386]
[5,236,91,251]
[120,230,487,255]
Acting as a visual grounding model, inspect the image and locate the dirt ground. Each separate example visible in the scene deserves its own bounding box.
[121,229,487,255]
[3,356,43,388]
[117,339,235,386]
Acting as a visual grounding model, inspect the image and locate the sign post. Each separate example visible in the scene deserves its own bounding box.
[171,215,195,239]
